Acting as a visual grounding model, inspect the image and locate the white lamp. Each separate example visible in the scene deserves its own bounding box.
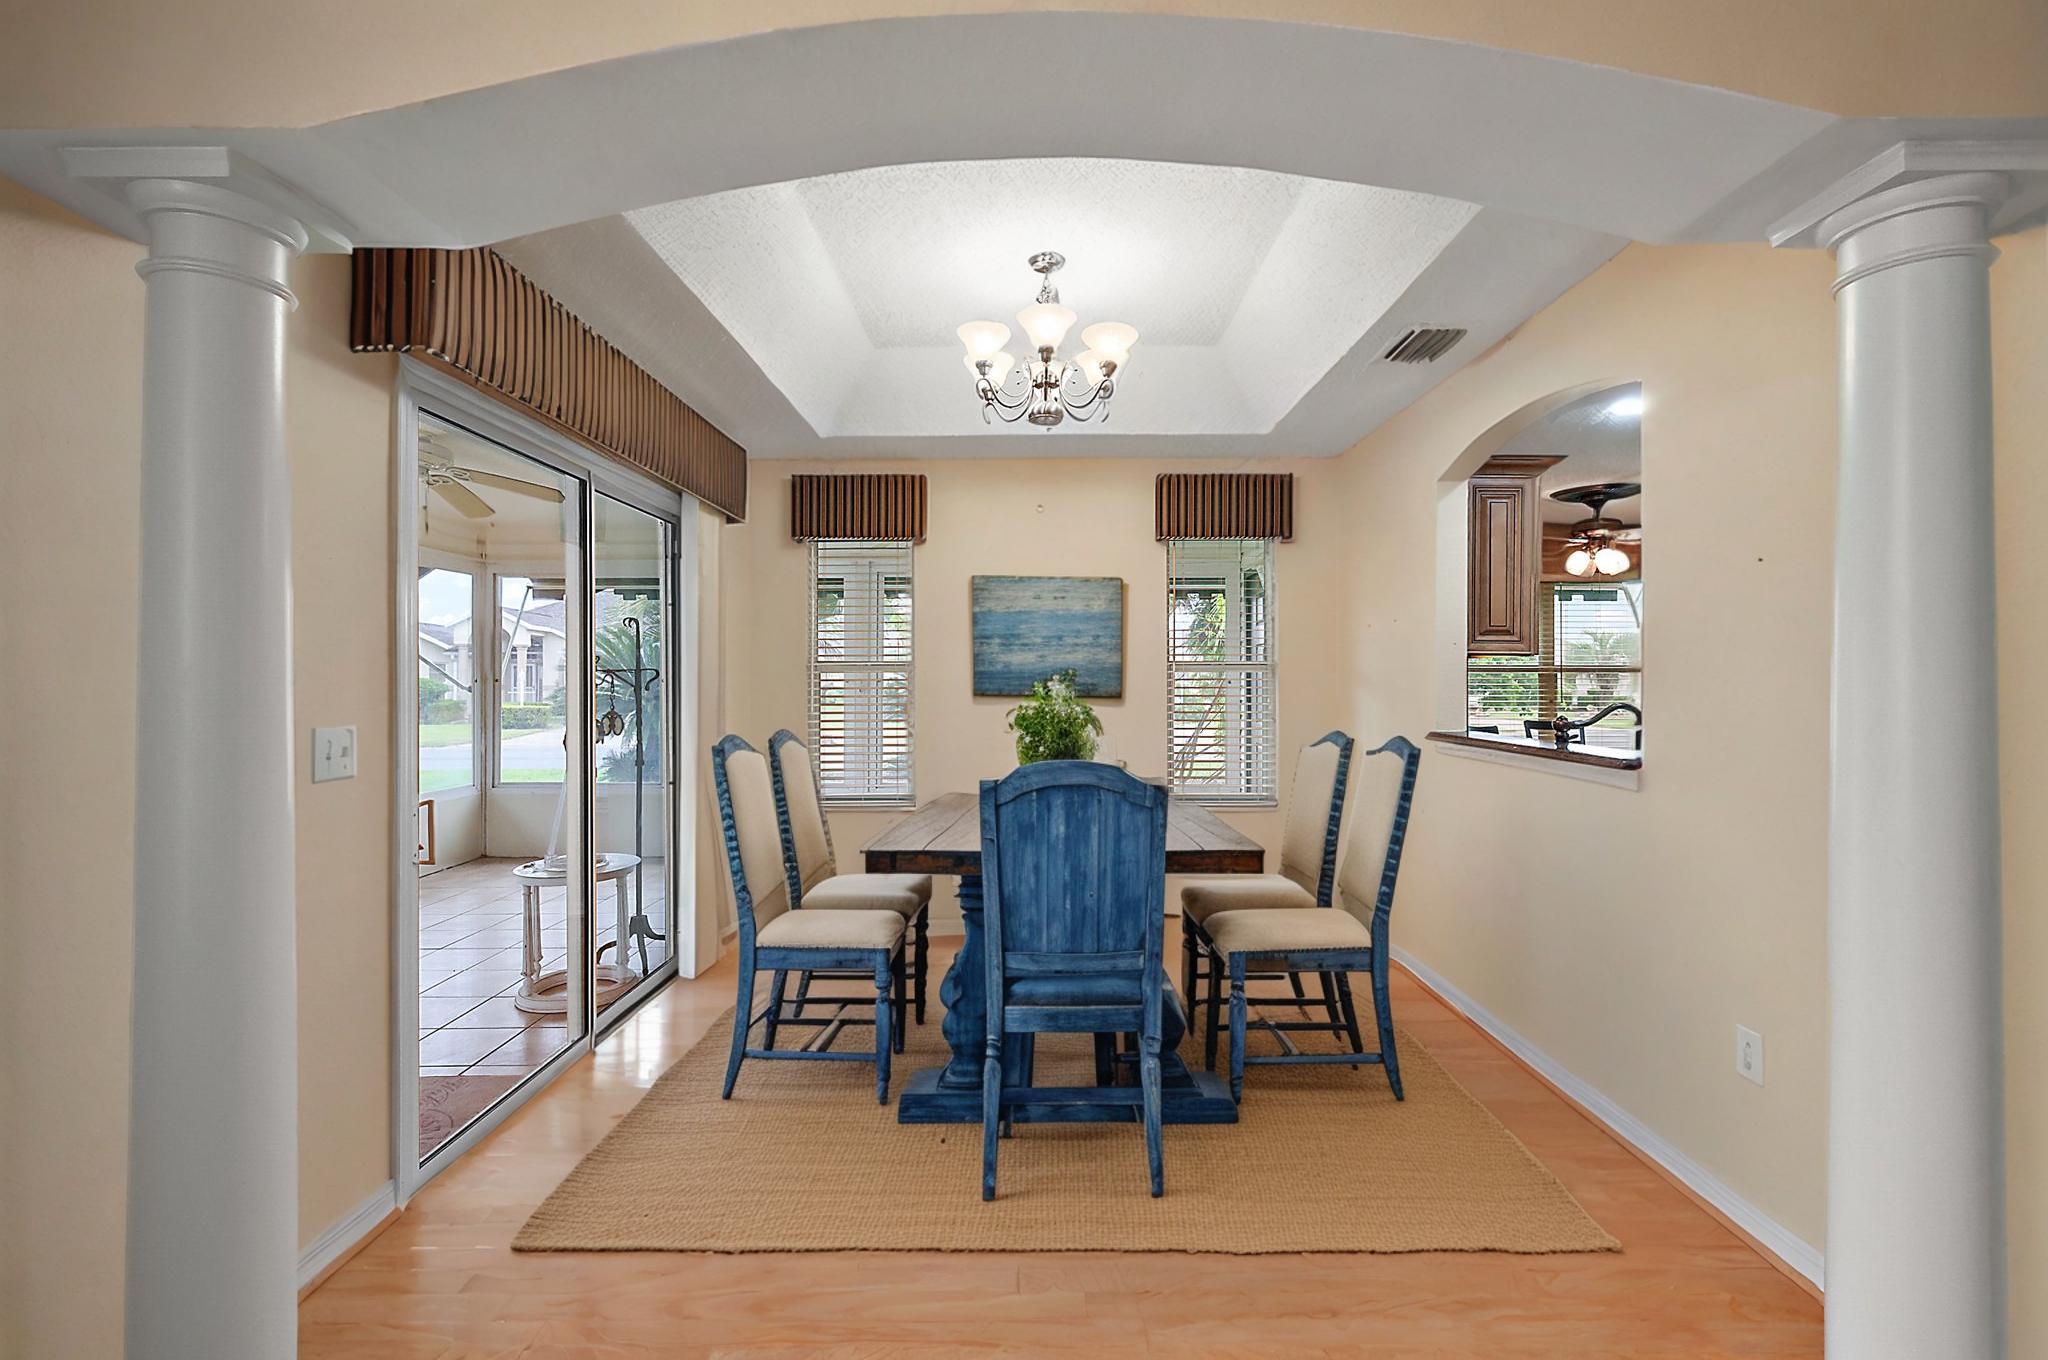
[1564,549,1593,578]
[957,320,1010,361]
[1081,321,1137,368]
[1593,545,1632,575]
[1015,301,1077,353]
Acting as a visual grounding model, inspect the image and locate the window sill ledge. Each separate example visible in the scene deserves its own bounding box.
[1185,798,1280,812]
[1426,730,1641,790]
[822,801,919,813]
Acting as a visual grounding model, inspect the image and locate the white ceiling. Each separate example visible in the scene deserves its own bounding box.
[625,159,1479,442]
[1500,383,1645,524]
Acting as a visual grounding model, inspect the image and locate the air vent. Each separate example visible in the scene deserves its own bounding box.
[1382,327,1468,364]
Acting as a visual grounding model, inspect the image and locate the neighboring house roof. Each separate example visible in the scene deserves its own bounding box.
[420,620,457,646]
[506,599,566,638]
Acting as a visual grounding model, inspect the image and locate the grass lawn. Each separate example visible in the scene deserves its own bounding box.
[419,770,472,794]
[419,722,474,748]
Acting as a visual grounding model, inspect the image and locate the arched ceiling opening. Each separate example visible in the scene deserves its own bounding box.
[3,12,2038,460]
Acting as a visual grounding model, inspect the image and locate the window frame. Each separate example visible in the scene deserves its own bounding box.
[1465,579,1643,750]
[1165,537,1279,808]
[415,554,482,799]
[489,567,573,790]
[808,539,917,809]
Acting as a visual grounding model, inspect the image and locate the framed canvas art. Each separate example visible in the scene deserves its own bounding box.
[970,575,1125,697]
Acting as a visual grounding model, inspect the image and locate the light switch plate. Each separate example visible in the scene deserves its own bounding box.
[311,725,357,783]
[1736,1025,1765,1086]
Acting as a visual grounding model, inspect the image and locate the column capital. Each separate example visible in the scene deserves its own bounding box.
[61,143,351,253]
[116,176,310,311]
[1767,138,2048,254]
[1818,172,2007,295]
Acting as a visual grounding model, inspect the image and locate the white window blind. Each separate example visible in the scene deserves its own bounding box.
[810,540,914,804]
[1167,538,1277,803]
[1466,581,1643,749]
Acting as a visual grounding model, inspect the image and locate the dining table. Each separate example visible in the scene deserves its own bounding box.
[864,789,1264,1125]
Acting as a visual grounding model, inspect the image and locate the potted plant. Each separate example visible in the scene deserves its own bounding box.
[1006,670,1105,764]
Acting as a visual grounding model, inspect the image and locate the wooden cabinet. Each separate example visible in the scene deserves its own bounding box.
[1466,456,1559,655]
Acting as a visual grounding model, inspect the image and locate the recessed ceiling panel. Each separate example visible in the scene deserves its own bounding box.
[626,158,1478,440]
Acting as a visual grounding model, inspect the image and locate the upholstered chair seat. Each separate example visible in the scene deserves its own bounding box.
[799,873,933,916]
[1179,875,1316,926]
[770,730,937,1025]
[1203,906,1370,955]
[757,908,905,952]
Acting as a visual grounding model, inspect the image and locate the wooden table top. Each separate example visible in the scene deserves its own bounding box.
[861,790,1265,876]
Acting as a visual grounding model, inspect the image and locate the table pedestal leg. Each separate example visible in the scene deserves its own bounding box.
[897,876,1237,1124]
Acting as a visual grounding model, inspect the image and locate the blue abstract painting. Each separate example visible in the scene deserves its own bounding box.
[971,575,1125,698]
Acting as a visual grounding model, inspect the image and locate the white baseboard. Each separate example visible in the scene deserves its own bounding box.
[1393,947,1825,1291]
[299,1180,398,1290]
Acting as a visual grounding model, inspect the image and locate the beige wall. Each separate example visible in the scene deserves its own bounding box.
[0,177,146,1360]
[0,183,398,1357]
[1992,227,2047,1351]
[0,177,742,1358]
[1326,230,2046,1335]
[2,0,2041,128]
[720,456,1354,917]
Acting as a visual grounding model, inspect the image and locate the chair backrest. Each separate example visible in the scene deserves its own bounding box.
[1336,736,1422,938]
[767,729,835,904]
[979,761,1167,1030]
[1279,731,1354,905]
[710,734,793,945]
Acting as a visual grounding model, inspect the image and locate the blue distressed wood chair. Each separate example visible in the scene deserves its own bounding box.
[767,729,934,1026]
[979,761,1169,1201]
[1203,736,1421,1102]
[712,734,906,1104]
[1179,731,1354,1068]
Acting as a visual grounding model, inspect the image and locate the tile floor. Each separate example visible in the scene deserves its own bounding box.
[417,855,669,1154]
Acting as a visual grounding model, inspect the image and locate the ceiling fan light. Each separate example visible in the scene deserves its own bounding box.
[1081,321,1137,363]
[1594,545,1632,575]
[1016,302,1077,352]
[1564,548,1594,577]
[957,320,1010,360]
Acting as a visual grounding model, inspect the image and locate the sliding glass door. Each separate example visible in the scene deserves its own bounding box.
[591,494,677,1024]
[398,365,695,1192]
[413,412,589,1164]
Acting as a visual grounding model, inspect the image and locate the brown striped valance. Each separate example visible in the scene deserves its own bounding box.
[1155,473,1295,541]
[789,474,928,542]
[349,248,747,521]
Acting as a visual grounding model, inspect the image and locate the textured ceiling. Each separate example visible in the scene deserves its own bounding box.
[1501,384,1645,524]
[626,159,1478,439]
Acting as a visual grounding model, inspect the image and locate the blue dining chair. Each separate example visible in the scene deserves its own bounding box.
[712,734,907,1103]
[978,761,1170,1200]
[1203,736,1421,1102]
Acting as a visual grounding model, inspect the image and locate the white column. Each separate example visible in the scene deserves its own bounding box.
[124,179,308,1358]
[1821,172,2007,1358]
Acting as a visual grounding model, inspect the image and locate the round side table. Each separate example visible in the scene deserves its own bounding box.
[511,852,643,1015]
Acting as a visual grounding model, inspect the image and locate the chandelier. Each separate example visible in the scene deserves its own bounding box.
[957,251,1138,427]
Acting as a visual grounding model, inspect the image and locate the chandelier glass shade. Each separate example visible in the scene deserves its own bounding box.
[959,252,1137,427]
[1564,544,1633,578]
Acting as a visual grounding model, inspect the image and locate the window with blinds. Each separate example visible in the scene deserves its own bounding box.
[1167,538,1277,803]
[810,540,915,804]
[1467,581,1643,749]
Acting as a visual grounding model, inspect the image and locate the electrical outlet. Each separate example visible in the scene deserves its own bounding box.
[311,725,357,783]
[1735,1025,1765,1086]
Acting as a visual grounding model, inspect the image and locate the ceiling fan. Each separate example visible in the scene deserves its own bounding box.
[417,449,565,520]
[1548,481,1641,578]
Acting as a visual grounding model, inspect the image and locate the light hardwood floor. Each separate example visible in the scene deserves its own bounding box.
[302,931,1823,1358]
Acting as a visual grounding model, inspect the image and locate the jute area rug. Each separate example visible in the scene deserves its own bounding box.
[515,1003,1617,1255]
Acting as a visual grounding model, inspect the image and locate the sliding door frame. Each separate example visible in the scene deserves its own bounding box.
[391,359,699,1202]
